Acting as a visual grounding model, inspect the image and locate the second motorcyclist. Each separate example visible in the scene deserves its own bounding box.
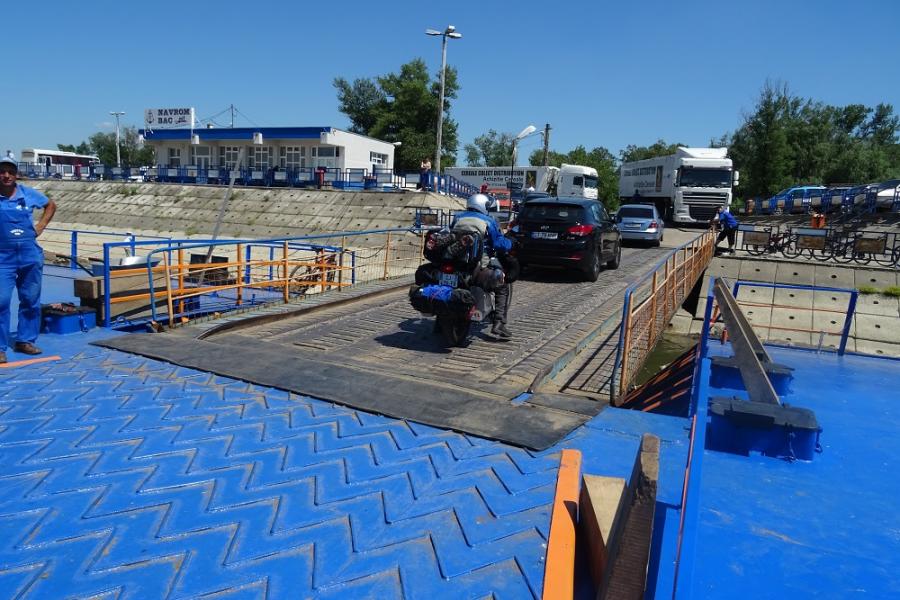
[451,193,515,338]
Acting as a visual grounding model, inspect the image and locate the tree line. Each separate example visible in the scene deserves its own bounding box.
[58,65,898,208]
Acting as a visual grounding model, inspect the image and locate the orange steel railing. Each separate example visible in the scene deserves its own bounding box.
[100,228,427,328]
[613,230,716,403]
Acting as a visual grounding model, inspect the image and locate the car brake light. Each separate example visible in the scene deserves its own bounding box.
[648,221,657,229]
[440,264,455,274]
[566,224,594,237]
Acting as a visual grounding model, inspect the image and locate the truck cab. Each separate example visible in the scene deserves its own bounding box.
[555,163,599,199]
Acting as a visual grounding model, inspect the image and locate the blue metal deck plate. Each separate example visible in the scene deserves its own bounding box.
[684,344,900,598]
[0,328,688,599]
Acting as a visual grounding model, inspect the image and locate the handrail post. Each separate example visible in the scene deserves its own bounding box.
[283,241,290,303]
[619,298,635,398]
[319,249,327,293]
[103,243,112,328]
[338,236,345,291]
[383,232,392,280]
[70,231,78,270]
[649,271,659,343]
[236,243,243,306]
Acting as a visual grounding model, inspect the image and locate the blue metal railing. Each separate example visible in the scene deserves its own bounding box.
[44,227,172,271]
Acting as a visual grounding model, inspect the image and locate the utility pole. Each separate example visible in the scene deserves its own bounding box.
[110,111,125,167]
[542,123,551,166]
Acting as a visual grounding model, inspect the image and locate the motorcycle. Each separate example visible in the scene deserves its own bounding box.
[409,230,505,346]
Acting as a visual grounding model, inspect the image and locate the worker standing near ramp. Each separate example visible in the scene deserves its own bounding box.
[0,154,57,362]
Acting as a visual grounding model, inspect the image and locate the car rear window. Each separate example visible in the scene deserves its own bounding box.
[520,203,585,222]
[618,206,654,218]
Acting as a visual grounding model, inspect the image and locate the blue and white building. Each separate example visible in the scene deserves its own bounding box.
[139,126,395,172]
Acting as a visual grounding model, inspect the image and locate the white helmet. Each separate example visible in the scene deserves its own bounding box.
[466,193,495,215]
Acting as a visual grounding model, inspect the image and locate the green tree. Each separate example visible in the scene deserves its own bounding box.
[60,127,154,166]
[463,130,514,166]
[530,145,620,209]
[57,142,92,155]
[725,82,900,197]
[87,127,155,166]
[334,59,460,172]
[619,139,684,164]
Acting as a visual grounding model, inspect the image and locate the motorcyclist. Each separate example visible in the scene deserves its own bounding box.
[451,193,515,338]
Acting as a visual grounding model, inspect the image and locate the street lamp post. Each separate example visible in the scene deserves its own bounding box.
[509,125,537,213]
[426,25,462,188]
[110,111,125,168]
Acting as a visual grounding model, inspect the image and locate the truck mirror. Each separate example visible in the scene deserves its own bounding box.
[733,170,740,186]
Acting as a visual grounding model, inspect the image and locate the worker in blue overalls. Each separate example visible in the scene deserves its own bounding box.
[0,154,57,363]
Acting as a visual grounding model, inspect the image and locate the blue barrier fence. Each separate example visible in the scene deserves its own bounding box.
[18,162,479,200]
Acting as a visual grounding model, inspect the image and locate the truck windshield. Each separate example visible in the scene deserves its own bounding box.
[678,168,731,188]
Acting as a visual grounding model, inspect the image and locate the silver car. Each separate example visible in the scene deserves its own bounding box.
[616,203,664,246]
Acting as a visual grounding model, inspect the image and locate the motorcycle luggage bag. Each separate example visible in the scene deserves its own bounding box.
[409,284,475,315]
[423,230,482,268]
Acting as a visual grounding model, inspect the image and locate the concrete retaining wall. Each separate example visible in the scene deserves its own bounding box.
[31,180,465,239]
[670,255,900,357]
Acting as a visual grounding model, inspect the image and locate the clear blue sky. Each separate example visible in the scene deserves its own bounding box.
[5,0,899,163]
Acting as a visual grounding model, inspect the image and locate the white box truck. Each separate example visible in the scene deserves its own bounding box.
[445,164,599,202]
[618,147,738,223]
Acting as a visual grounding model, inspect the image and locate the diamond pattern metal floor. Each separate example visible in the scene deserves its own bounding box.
[0,330,688,599]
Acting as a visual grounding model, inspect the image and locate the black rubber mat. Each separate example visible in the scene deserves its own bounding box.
[95,334,590,450]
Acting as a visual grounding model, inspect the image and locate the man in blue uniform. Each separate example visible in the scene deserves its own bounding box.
[451,193,515,338]
[0,155,57,363]
[711,205,739,253]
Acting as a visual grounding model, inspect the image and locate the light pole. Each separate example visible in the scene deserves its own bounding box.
[426,25,462,185]
[110,111,125,167]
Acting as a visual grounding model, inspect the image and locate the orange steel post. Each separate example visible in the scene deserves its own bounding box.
[338,236,346,291]
[177,247,185,316]
[319,250,327,293]
[163,253,175,328]
[236,244,243,306]
[541,449,582,600]
[283,241,290,303]
[383,232,392,280]
[619,295,634,398]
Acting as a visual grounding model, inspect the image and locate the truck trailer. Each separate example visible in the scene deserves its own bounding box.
[445,163,599,205]
[618,147,738,223]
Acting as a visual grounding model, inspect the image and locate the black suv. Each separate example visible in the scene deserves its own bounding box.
[512,196,621,281]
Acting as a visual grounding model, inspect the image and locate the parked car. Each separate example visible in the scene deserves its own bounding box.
[512,196,621,282]
[616,203,665,246]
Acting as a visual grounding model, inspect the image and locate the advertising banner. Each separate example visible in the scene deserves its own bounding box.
[144,107,194,129]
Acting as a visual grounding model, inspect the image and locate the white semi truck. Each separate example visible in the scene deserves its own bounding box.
[618,147,738,223]
[445,164,599,201]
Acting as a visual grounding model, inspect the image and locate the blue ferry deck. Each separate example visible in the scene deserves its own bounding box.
[679,342,900,598]
[2,269,899,598]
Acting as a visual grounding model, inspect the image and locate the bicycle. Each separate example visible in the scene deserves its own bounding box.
[740,226,801,258]
[288,250,339,296]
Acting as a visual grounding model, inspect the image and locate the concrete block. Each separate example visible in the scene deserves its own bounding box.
[769,307,813,346]
[739,259,777,283]
[814,264,855,290]
[774,261,815,287]
[773,288,814,311]
[742,305,772,330]
[812,309,853,339]
[855,293,900,317]
[853,338,900,358]
[853,313,896,343]
[707,256,741,287]
[855,268,899,290]
[735,283,774,306]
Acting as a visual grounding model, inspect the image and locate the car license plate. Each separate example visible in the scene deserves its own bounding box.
[439,272,458,287]
[531,231,558,239]
[625,223,642,228]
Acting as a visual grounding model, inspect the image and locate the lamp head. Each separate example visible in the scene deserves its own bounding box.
[516,125,537,140]
[425,29,441,36]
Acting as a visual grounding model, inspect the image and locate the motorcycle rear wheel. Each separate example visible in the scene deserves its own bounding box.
[437,314,471,347]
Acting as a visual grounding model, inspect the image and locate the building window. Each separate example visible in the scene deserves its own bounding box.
[312,146,339,168]
[370,151,388,166]
[191,146,210,168]
[167,148,181,168]
[280,146,306,169]
[250,146,271,169]
[219,146,241,168]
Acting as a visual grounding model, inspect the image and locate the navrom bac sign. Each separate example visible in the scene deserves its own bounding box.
[144,107,194,129]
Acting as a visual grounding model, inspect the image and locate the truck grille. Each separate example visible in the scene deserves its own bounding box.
[689,205,720,221]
